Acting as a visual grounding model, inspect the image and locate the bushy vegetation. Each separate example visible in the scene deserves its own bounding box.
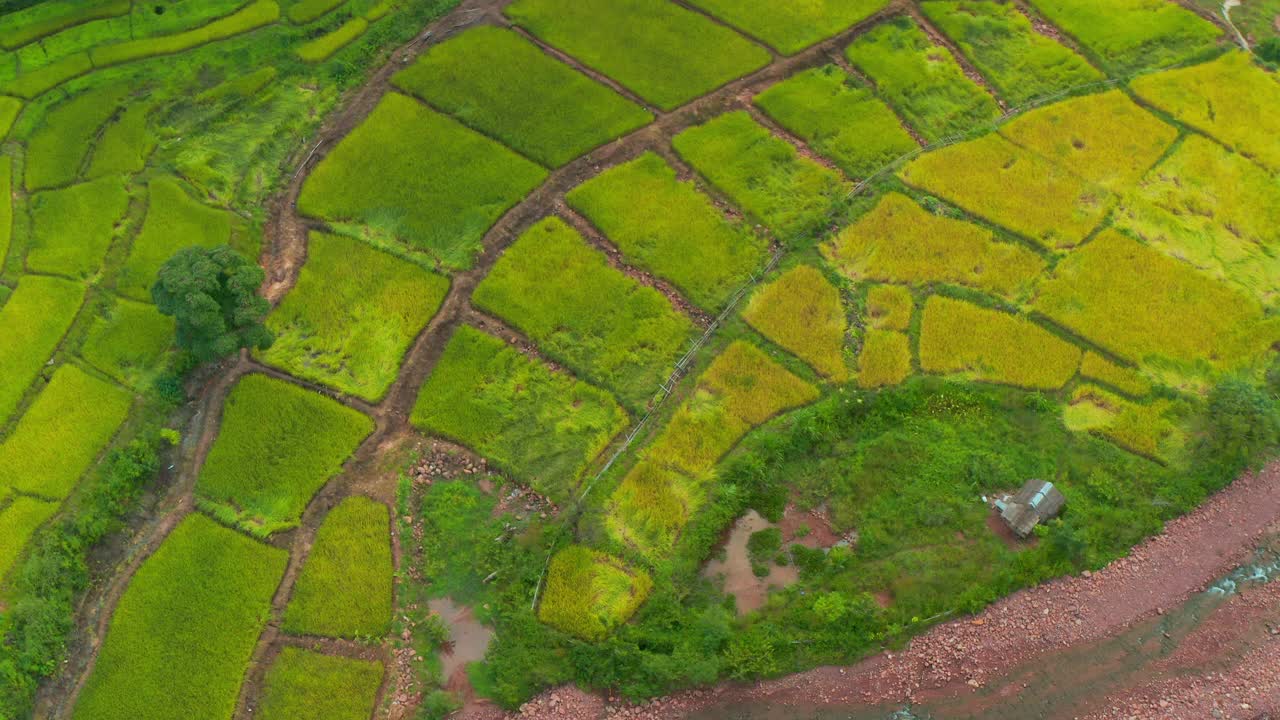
[673,111,847,244]
[284,496,393,638]
[197,374,374,535]
[118,176,236,300]
[899,133,1110,249]
[504,0,769,111]
[152,245,273,363]
[410,325,627,504]
[27,177,130,278]
[1026,0,1222,74]
[257,648,385,720]
[392,26,651,167]
[473,217,694,410]
[261,232,449,401]
[566,152,768,310]
[298,93,546,271]
[537,545,653,641]
[921,1,1102,105]
[753,65,918,178]
[683,0,889,55]
[824,192,1045,298]
[743,265,849,381]
[865,284,914,331]
[845,17,1000,142]
[0,275,84,426]
[857,329,912,388]
[80,298,175,389]
[72,514,286,720]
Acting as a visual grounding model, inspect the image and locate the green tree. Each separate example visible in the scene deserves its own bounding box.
[1199,379,1280,473]
[151,245,273,363]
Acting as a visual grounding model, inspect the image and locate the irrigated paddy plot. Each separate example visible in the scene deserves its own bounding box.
[80,298,175,389]
[256,649,385,720]
[117,176,237,300]
[0,275,85,426]
[0,496,58,583]
[684,0,890,55]
[538,544,652,641]
[1026,0,1221,73]
[26,177,129,278]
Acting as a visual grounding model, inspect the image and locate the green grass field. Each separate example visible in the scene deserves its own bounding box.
[80,297,175,389]
[72,514,287,720]
[824,192,1046,298]
[283,496,393,638]
[24,84,129,191]
[391,26,652,167]
[505,0,769,111]
[0,364,133,501]
[117,176,235,300]
[858,329,912,388]
[845,17,1001,142]
[565,152,768,311]
[473,217,694,410]
[0,275,85,426]
[27,177,131,278]
[754,65,918,179]
[261,232,449,402]
[673,111,847,244]
[921,1,1102,105]
[898,133,1110,249]
[0,497,58,584]
[1026,0,1222,74]
[683,0,889,55]
[743,265,849,381]
[410,325,627,503]
[298,93,547,271]
[538,545,653,641]
[196,374,374,536]
[257,649,384,720]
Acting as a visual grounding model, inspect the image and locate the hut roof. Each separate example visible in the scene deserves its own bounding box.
[999,480,1065,538]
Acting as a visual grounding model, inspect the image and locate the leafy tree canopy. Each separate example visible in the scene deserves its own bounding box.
[151,245,273,363]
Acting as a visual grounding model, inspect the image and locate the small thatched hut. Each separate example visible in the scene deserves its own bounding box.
[994,479,1065,538]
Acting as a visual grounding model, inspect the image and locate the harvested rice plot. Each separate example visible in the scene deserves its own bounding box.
[72,514,287,720]
[565,152,768,311]
[921,1,1102,106]
[391,26,652,168]
[257,649,384,720]
[410,325,627,504]
[1115,134,1280,303]
[261,232,449,402]
[845,17,1000,143]
[898,133,1110,249]
[196,374,374,536]
[1131,52,1280,173]
[919,295,1082,390]
[80,297,175,390]
[118,176,238,301]
[823,192,1045,298]
[538,545,652,641]
[473,217,695,410]
[673,111,848,244]
[743,265,850,381]
[998,89,1177,190]
[1026,0,1221,74]
[27,177,130,279]
[754,65,918,179]
[683,0,890,55]
[1033,229,1277,374]
[505,0,769,111]
[298,93,547,271]
[0,275,85,426]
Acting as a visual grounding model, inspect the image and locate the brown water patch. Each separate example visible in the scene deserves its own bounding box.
[429,597,493,684]
[704,511,800,615]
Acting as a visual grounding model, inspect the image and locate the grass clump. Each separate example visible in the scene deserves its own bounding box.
[743,265,849,381]
[257,649,384,720]
[118,176,235,300]
[298,93,547,271]
[858,329,912,389]
[673,111,848,244]
[410,326,627,504]
[0,275,84,426]
[1032,229,1277,373]
[505,0,769,111]
[197,374,374,536]
[999,90,1177,190]
[683,0,890,55]
[296,17,367,63]
[473,217,694,410]
[1114,135,1280,303]
[921,1,1102,105]
[823,192,1045,297]
[538,545,652,641]
[261,232,449,402]
[27,177,130,278]
[1080,352,1151,397]
[845,17,1000,142]
[919,296,1082,390]
[392,26,652,168]
[865,285,914,331]
[754,65,918,178]
[24,84,129,191]
[567,152,767,311]
[80,298,175,389]
[0,364,133,501]
[0,497,58,583]
[1026,0,1221,74]
[0,0,129,49]
[1131,52,1280,172]
[284,496,393,638]
[71,514,287,720]
[898,132,1110,249]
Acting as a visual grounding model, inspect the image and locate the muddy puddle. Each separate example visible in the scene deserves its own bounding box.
[703,511,800,615]
[691,539,1280,720]
[429,597,493,683]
